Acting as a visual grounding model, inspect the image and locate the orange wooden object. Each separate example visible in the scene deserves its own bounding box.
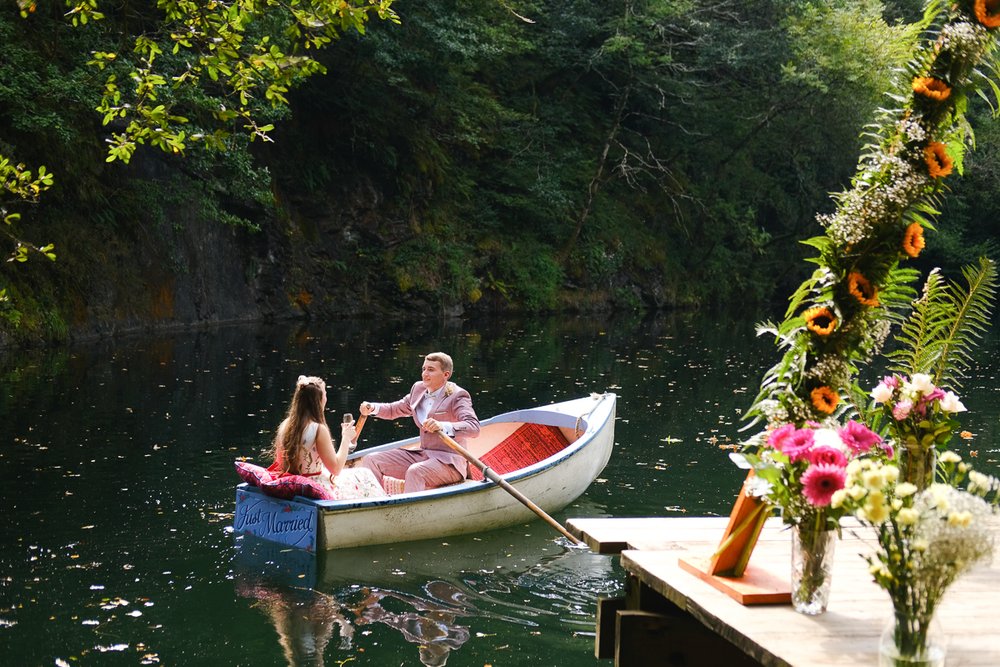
[708,469,769,576]
[677,470,791,605]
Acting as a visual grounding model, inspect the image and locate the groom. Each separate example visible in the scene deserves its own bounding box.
[359,352,480,493]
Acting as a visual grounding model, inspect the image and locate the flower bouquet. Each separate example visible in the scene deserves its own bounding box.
[871,373,966,490]
[739,420,891,614]
[834,454,999,665]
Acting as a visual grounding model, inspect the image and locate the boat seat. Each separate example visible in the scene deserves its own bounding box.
[468,423,570,481]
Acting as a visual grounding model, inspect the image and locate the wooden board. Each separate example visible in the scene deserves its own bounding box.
[678,554,790,605]
[603,516,1000,667]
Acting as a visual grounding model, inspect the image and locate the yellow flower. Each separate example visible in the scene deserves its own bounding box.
[975,0,1000,28]
[883,465,899,484]
[862,469,885,490]
[810,386,839,414]
[902,222,925,258]
[948,511,973,528]
[939,451,962,464]
[895,482,918,498]
[847,271,879,307]
[863,501,890,524]
[912,76,951,101]
[929,483,951,510]
[896,507,920,525]
[924,141,953,178]
[803,306,837,336]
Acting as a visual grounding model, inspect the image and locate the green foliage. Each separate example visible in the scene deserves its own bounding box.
[78,0,400,163]
[746,0,1000,431]
[1,153,56,263]
[888,257,998,388]
[7,0,1000,340]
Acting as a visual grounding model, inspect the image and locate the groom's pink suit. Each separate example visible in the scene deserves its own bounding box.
[361,381,480,492]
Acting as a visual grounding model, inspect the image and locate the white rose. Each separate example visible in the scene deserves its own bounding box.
[909,373,935,395]
[871,383,894,404]
[939,391,967,413]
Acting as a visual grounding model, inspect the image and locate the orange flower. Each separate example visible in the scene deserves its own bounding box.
[810,386,839,414]
[804,306,837,336]
[924,141,953,178]
[912,77,951,102]
[975,0,1000,28]
[847,272,879,307]
[902,222,925,258]
[960,430,974,440]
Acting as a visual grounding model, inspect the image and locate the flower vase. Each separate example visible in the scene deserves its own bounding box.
[878,609,945,667]
[790,525,837,615]
[900,442,936,491]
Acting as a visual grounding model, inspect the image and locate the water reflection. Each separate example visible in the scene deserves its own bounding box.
[5,312,1000,665]
[353,582,472,666]
[232,525,617,666]
[237,583,354,666]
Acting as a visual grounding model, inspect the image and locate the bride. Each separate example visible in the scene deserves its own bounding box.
[270,375,386,500]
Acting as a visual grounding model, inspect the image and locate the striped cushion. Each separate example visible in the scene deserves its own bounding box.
[469,423,570,481]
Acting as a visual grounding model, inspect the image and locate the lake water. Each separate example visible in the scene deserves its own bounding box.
[2,312,998,666]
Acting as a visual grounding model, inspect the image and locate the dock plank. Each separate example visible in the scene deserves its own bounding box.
[569,515,1000,666]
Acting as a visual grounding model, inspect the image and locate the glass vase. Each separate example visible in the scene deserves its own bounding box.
[878,610,945,667]
[900,442,937,491]
[790,524,837,615]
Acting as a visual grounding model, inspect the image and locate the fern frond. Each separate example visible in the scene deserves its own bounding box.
[887,268,950,376]
[933,257,998,388]
[887,259,998,389]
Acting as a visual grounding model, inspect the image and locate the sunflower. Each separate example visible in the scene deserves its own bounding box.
[803,306,837,336]
[924,141,953,178]
[902,222,925,258]
[975,0,1000,28]
[912,77,951,101]
[847,272,879,307]
[810,386,839,414]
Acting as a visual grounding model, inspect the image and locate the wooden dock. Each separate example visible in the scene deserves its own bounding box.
[566,516,1000,666]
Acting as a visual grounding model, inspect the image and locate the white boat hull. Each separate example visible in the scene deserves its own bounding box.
[234,393,616,551]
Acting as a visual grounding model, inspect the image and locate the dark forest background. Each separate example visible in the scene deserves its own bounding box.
[2,0,998,347]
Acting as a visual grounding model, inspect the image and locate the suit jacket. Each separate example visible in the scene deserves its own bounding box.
[376,381,480,475]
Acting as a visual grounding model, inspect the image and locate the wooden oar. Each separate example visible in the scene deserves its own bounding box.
[353,414,367,445]
[436,431,584,545]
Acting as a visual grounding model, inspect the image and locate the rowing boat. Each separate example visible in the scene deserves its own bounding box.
[233,392,617,551]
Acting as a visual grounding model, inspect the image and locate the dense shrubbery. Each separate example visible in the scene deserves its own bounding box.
[2,0,998,344]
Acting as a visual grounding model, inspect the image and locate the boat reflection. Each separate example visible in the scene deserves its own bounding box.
[231,519,618,666]
[232,536,476,666]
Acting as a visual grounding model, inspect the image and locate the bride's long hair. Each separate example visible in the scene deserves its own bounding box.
[271,376,326,475]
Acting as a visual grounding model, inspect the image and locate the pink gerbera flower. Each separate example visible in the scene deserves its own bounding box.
[767,424,796,448]
[837,421,882,455]
[768,424,814,462]
[801,464,847,507]
[893,399,913,421]
[808,446,847,468]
